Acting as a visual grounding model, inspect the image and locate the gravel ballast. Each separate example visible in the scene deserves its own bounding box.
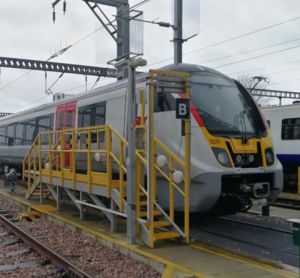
[0,194,161,278]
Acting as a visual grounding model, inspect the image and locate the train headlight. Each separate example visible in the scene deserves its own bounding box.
[212,148,232,167]
[265,148,274,166]
[236,154,243,164]
[248,154,255,163]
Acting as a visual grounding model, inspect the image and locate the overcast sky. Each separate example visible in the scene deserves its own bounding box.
[1,0,300,112]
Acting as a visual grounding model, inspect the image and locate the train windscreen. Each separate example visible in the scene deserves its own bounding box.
[190,72,266,138]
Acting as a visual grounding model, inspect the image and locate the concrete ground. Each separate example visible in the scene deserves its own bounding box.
[0,182,298,278]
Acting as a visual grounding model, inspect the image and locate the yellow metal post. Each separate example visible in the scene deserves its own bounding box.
[106,127,112,196]
[184,76,191,243]
[38,135,42,203]
[49,133,53,187]
[119,141,124,212]
[72,130,76,189]
[298,167,300,194]
[33,141,37,190]
[169,158,174,221]
[60,131,65,187]
[87,129,92,193]
[148,72,156,248]
[27,155,31,195]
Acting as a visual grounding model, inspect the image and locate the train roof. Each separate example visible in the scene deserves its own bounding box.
[0,63,229,123]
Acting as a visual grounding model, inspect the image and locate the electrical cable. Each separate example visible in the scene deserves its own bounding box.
[227,58,300,76]
[214,43,300,69]
[147,15,300,67]
[0,0,150,93]
[201,37,300,64]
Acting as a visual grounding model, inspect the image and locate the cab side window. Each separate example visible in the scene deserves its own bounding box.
[0,127,6,145]
[15,123,25,145]
[154,93,176,112]
[7,125,15,145]
[25,120,36,145]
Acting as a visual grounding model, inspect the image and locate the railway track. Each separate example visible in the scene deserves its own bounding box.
[272,197,300,210]
[218,215,293,234]
[190,213,297,267]
[0,210,92,277]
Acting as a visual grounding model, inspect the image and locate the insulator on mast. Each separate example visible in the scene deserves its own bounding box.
[63,0,67,15]
[52,7,56,23]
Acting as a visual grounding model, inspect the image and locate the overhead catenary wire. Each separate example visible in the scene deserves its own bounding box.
[227,58,300,77]
[214,43,300,69]
[147,15,300,68]
[201,37,300,65]
[0,0,151,93]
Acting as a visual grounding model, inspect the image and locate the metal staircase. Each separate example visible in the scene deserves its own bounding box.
[23,70,191,248]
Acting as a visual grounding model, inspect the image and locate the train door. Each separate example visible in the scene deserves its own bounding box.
[55,102,77,168]
[55,102,76,131]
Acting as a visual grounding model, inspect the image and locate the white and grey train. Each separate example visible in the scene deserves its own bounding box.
[0,64,283,214]
[263,103,300,192]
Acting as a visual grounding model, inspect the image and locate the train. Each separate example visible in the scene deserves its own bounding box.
[0,63,283,214]
[263,103,300,193]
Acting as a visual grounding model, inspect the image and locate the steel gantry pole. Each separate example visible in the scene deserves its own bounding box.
[83,0,130,79]
[174,0,183,64]
[126,62,137,244]
[116,57,146,244]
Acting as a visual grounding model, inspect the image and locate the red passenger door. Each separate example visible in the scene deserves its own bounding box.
[55,102,76,168]
[55,101,77,132]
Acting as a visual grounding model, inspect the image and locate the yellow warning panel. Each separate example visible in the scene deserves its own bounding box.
[31,204,56,213]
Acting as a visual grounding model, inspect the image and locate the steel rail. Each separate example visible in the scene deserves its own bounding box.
[272,198,300,211]
[0,215,93,278]
[218,216,292,235]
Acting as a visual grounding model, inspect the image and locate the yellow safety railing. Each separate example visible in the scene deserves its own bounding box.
[298,167,300,194]
[23,125,128,211]
[23,69,191,248]
[135,70,191,248]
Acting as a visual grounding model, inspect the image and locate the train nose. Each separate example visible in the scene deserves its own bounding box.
[252,182,270,199]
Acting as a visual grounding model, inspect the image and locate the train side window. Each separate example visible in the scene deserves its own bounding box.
[25,120,36,145]
[154,93,176,112]
[66,111,73,129]
[38,115,53,144]
[58,113,64,130]
[15,123,25,145]
[7,125,15,145]
[78,107,92,128]
[282,118,300,140]
[0,126,6,145]
[78,102,106,128]
[95,104,106,126]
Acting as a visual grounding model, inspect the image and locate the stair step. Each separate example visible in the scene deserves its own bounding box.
[154,231,181,240]
[139,200,147,206]
[153,221,171,228]
[139,210,162,217]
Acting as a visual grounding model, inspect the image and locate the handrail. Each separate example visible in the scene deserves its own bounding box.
[154,138,185,168]
[22,83,190,248]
